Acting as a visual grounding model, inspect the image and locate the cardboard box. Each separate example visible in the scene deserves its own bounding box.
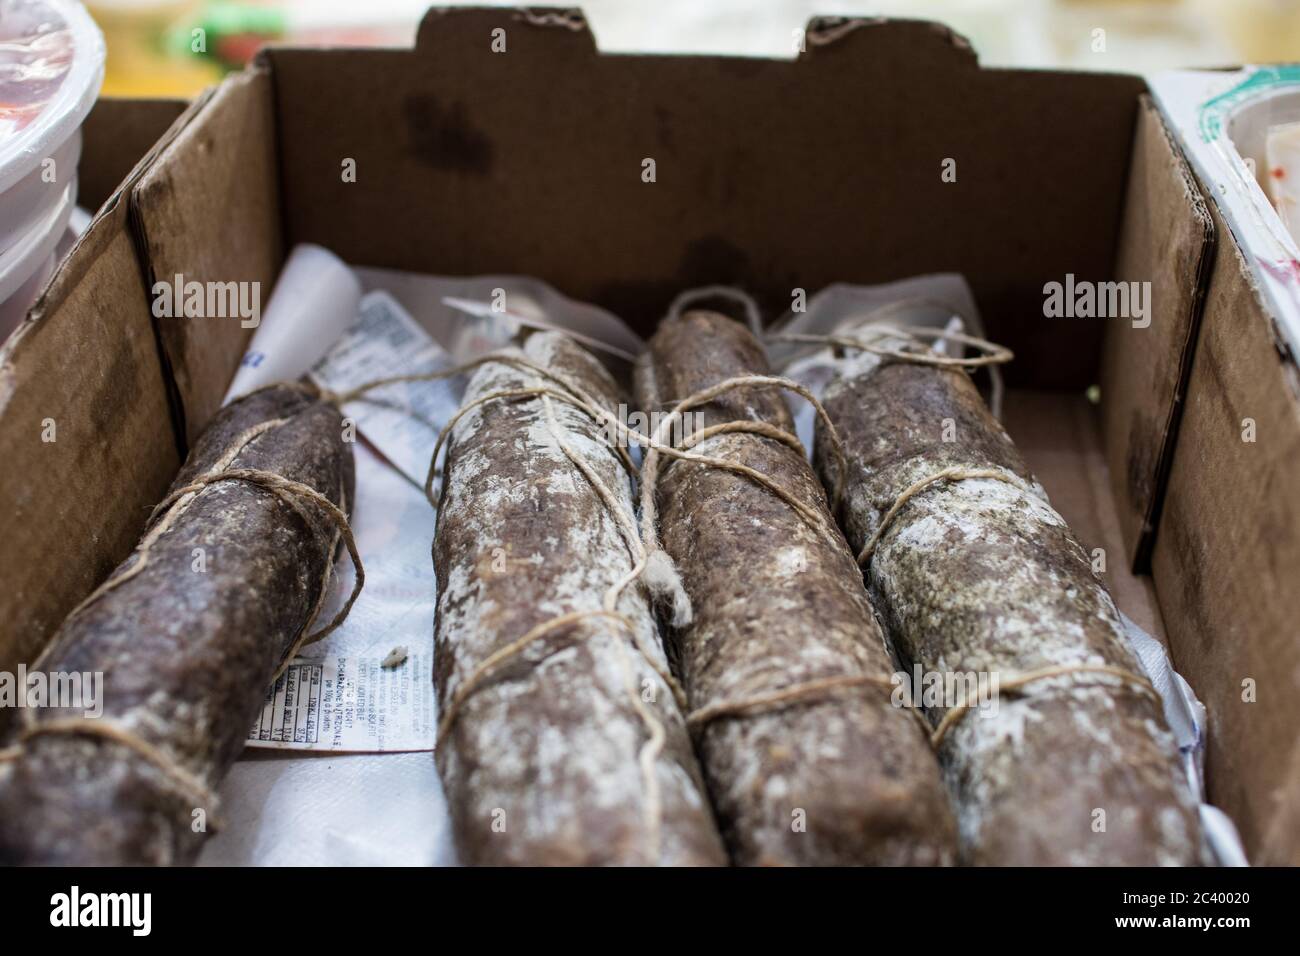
[0,95,193,678]
[2,9,1296,864]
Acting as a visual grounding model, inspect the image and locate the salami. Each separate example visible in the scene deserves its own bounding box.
[432,330,727,866]
[635,310,957,865]
[810,321,1203,865]
[0,385,355,865]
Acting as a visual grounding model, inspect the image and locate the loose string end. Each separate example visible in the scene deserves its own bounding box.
[642,549,693,628]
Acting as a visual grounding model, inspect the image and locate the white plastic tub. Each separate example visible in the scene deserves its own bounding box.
[0,0,104,341]
[0,0,103,249]
[0,177,75,340]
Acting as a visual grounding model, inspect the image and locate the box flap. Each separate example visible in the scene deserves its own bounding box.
[131,68,283,446]
[0,204,178,677]
[1152,200,1300,864]
[1103,95,1215,571]
[0,94,206,682]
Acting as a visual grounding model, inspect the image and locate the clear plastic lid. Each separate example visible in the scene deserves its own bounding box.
[0,0,104,193]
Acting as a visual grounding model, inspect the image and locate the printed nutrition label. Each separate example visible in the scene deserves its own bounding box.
[246,648,436,753]
[250,662,325,746]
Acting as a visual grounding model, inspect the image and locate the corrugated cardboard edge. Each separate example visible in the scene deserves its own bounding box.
[1104,95,1215,571]
[130,68,283,449]
[0,94,206,683]
[1151,198,1300,864]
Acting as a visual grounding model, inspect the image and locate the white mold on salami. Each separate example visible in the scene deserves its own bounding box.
[432,331,726,866]
[0,386,354,865]
[812,324,1203,865]
[637,311,958,866]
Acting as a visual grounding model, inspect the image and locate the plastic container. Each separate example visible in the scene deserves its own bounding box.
[0,128,80,254]
[0,0,104,250]
[0,177,75,341]
[1151,66,1300,392]
[0,0,104,342]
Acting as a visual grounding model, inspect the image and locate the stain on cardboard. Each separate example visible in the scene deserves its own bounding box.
[653,105,676,153]
[403,94,495,175]
[595,235,760,331]
[1125,408,1157,519]
[89,341,143,437]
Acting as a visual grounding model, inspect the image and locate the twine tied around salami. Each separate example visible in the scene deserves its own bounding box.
[761,309,1162,749]
[927,664,1161,747]
[766,296,1015,370]
[0,719,219,814]
[3,317,1156,826]
[53,413,365,679]
[855,465,1029,566]
[346,327,1163,761]
[410,347,855,861]
[411,355,856,738]
[768,295,1014,421]
[683,674,908,730]
[0,411,363,818]
[857,465,1162,748]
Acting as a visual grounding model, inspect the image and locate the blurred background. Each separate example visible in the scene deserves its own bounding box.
[90,0,1300,97]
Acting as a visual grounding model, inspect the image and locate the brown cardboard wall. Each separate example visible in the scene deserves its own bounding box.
[264,10,1145,389]
[79,98,189,212]
[0,201,180,676]
[1152,204,1300,865]
[0,93,200,678]
[1103,96,1214,570]
[131,69,283,446]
